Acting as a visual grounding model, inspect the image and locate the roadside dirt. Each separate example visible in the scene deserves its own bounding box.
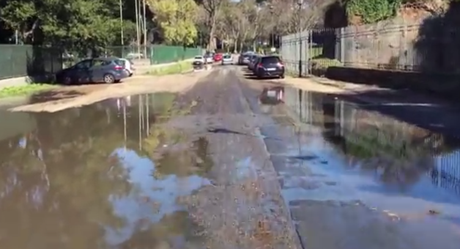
[9,71,211,112]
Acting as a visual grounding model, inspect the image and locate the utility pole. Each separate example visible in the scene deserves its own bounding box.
[119,0,124,45]
[142,0,147,60]
[135,0,140,59]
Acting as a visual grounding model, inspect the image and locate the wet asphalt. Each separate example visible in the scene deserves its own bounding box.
[0,65,460,249]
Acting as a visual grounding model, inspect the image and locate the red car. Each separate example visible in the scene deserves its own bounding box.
[213,53,223,62]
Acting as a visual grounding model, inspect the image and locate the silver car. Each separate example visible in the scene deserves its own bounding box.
[221,54,233,65]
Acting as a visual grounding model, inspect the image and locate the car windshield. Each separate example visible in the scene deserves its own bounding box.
[223,55,231,59]
[194,56,203,59]
[261,56,280,64]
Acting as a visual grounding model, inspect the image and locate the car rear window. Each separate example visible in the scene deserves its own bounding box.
[194,56,203,59]
[223,55,231,58]
[114,59,124,66]
[261,56,280,64]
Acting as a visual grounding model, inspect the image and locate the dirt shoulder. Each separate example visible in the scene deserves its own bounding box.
[9,71,211,113]
[276,75,457,108]
[274,76,378,94]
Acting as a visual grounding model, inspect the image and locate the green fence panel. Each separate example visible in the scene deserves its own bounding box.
[104,45,202,64]
[0,45,63,80]
[105,45,151,59]
[149,45,202,64]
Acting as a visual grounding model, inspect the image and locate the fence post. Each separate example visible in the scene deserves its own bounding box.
[298,31,302,77]
[306,31,310,75]
[335,27,344,63]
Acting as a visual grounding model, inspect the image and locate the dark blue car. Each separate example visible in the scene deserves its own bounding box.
[55,57,129,85]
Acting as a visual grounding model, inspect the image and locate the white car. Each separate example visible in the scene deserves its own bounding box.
[126,52,144,59]
[118,58,135,76]
[193,56,205,64]
[204,55,214,64]
[221,54,233,65]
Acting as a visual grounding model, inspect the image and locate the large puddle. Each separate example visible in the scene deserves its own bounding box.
[260,87,460,224]
[0,93,211,248]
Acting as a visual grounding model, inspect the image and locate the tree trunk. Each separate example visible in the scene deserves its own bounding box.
[207,13,217,51]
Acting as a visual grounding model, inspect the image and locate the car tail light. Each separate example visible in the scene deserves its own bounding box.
[114,65,123,70]
[257,63,263,68]
[277,61,284,67]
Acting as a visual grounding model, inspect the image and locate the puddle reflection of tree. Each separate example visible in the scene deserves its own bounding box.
[287,88,460,195]
[0,103,138,248]
[0,93,208,248]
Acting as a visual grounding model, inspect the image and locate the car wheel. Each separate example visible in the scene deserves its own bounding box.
[280,74,285,79]
[103,74,115,84]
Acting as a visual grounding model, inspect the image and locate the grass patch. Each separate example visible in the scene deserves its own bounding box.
[310,58,343,77]
[146,61,193,75]
[0,84,58,98]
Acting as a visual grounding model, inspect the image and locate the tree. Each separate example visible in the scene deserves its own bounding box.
[195,0,226,50]
[266,0,337,35]
[147,0,198,45]
[0,0,136,51]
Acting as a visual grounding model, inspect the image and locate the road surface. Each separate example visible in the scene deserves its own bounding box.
[0,66,459,249]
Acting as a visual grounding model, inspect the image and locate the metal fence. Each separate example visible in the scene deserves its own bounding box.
[0,44,203,80]
[281,28,339,77]
[0,45,63,80]
[281,18,459,76]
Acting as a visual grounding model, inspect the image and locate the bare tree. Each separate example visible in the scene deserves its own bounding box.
[198,0,226,50]
[268,0,336,34]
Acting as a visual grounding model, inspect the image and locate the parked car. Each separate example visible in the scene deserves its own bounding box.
[203,54,214,64]
[251,56,262,74]
[55,57,129,85]
[213,53,223,62]
[193,55,205,64]
[193,55,205,70]
[126,52,144,59]
[247,54,260,70]
[221,54,233,65]
[253,55,285,79]
[238,52,253,65]
[118,58,135,76]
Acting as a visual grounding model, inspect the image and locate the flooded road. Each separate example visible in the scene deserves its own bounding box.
[0,93,211,248]
[0,66,460,249]
[255,86,460,249]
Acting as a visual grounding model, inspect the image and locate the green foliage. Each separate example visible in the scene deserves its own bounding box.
[310,58,343,76]
[147,0,198,45]
[0,0,136,53]
[347,0,402,24]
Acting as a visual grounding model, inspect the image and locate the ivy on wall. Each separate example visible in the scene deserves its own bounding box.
[346,0,403,24]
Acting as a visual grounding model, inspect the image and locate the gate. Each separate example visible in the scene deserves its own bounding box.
[281,28,340,77]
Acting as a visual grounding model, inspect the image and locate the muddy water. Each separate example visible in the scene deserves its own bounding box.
[258,86,460,249]
[0,93,210,249]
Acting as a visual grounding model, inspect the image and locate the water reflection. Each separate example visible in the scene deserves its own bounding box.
[0,93,209,249]
[282,87,460,197]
